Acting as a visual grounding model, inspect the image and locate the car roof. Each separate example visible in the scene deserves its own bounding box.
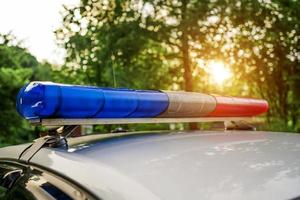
[1,130,300,200]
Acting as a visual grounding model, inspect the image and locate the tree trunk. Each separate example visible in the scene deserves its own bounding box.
[182,38,193,92]
[181,0,197,130]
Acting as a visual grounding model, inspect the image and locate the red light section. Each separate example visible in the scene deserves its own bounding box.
[208,96,269,117]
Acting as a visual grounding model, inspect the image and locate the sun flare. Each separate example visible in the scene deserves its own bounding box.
[207,61,232,84]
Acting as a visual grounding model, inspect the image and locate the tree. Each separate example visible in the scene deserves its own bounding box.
[57,0,299,131]
[221,0,300,129]
[0,33,56,146]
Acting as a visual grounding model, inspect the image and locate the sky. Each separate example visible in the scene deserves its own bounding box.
[0,0,79,65]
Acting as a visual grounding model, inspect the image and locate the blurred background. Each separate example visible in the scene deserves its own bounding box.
[0,0,299,147]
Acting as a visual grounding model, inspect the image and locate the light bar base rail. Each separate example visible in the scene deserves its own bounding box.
[30,117,256,126]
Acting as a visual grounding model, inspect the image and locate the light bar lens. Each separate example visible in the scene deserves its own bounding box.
[208,96,269,117]
[17,82,169,119]
[16,82,268,119]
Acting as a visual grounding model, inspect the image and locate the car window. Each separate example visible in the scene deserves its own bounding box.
[0,163,24,199]
[5,173,72,200]
[0,162,97,200]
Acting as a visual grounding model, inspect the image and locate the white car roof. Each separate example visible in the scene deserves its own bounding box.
[1,131,300,200]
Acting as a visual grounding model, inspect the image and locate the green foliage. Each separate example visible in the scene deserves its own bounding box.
[0,69,33,145]
[56,1,178,89]
[0,34,50,146]
[33,62,53,81]
[0,45,38,70]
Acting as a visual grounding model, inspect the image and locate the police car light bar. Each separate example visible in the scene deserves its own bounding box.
[16,82,268,125]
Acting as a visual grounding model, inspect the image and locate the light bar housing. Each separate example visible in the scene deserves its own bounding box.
[17,82,268,120]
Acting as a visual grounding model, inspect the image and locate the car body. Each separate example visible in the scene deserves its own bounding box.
[0,130,300,200]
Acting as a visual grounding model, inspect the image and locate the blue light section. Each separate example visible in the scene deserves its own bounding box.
[57,86,104,118]
[96,88,138,118]
[16,83,62,118]
[38,85,60,117]
[129,90,169,117]
[16,83,45,119]
[17,82,169,119]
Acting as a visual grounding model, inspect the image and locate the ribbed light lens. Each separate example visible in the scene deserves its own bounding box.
[17,82,169,119]
[17,81,268,120]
